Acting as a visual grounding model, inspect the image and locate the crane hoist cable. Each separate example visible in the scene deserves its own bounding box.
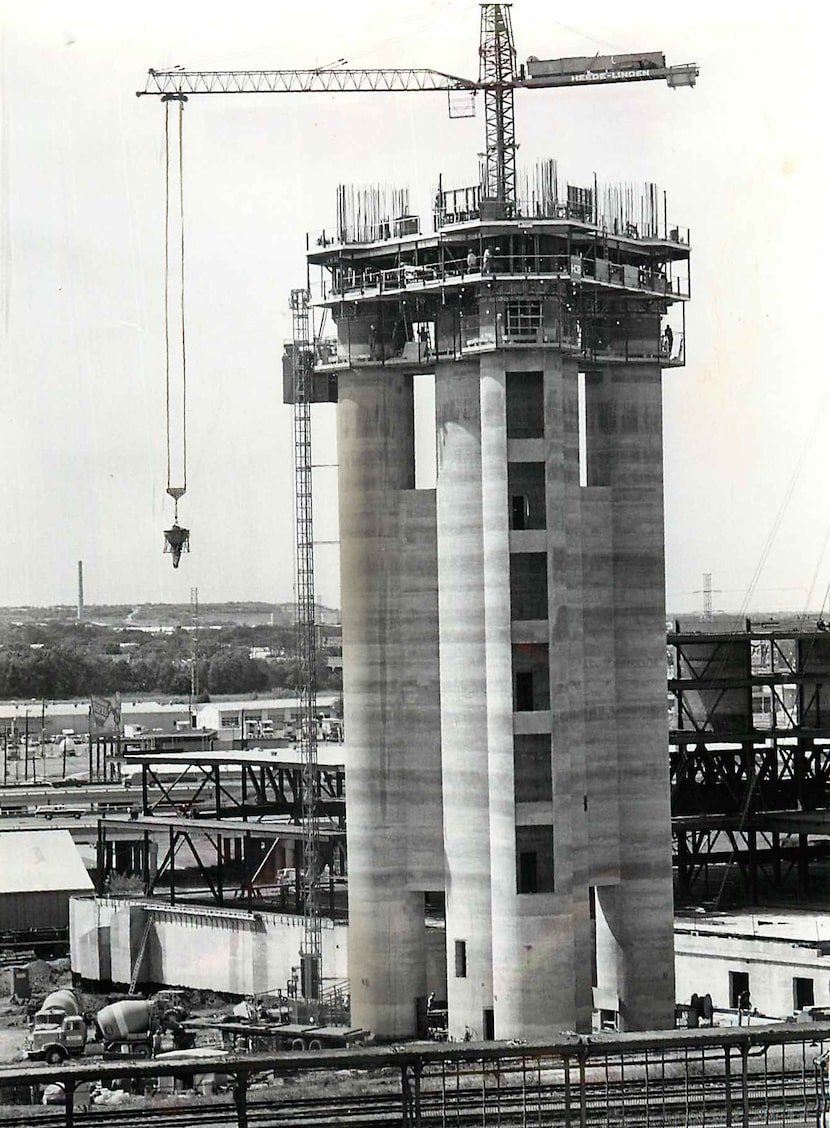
[162,94,190,568]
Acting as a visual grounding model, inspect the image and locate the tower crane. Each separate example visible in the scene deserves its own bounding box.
[138,2,698,1006]
[139,7,697,211]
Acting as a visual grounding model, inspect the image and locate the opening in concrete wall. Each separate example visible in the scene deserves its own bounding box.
[515,824,555,893]
[794,976,815,1009]
[509,553,548,620]
[513,735,553,802]
[414,373,437,489]
[506,371,544,439]
[508,462,546,529]
[454,939,467,978]
[512,644,550,711]
[729,970,750,1009]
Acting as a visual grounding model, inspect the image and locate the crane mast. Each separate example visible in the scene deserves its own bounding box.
[479,3,517,210]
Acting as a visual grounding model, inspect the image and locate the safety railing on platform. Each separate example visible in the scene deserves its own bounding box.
[324,253,688,303]
[317,320,685,369]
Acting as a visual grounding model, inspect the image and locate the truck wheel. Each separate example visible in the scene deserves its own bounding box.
[45,1047,66,1065]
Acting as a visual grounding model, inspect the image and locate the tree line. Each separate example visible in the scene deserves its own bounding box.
[0,621,341,700]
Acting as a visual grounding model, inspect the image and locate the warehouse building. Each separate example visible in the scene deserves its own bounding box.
[0,830,93,932]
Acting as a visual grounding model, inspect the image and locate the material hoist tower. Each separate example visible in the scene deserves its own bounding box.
[289,289,323,998]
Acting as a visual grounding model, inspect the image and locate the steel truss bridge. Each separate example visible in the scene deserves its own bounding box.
[4,1021,830,1127]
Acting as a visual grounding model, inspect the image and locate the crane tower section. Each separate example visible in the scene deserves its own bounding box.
[479,3,517,211]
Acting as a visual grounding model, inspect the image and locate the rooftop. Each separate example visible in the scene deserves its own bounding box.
[676,908,830,947]
[0,829,93,895]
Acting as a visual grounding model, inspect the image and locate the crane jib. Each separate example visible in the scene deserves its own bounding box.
[138,68,478,97]
[138,64,698,99]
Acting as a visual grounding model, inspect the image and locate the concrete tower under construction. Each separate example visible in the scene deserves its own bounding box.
[299,166,690,1040]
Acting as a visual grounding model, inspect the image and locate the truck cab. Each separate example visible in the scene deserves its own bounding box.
[26,1013,87,1064]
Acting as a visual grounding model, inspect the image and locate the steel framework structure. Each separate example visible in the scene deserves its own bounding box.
[669,627,830,901]
[130,754,345,822]
[290,288,323,998]
[95,816,346,914]
[479,3,517,208]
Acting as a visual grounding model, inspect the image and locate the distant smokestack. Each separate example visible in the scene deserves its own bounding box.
[77,561,84,622]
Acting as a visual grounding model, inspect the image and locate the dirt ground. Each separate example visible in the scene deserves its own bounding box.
[0,958,264,1065]
[0,1025,26,1067]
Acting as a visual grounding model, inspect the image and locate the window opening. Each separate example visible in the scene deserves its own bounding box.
[454,940,467,978]
[515,671,534,712]
[511,495,529,530]
[518,851,538,894]
[505,300,543,339]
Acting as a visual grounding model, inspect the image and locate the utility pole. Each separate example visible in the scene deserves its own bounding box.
[189,586,199,720]
[703,573,713,622]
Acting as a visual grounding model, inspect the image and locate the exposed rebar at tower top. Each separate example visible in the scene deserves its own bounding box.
[479,3,517,209]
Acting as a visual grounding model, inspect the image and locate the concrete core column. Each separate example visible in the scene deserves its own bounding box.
[436,357,494,1040]
[338,368,425,1038]
[585,362,676,1031]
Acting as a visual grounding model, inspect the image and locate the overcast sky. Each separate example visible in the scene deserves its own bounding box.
[0,1,827,616]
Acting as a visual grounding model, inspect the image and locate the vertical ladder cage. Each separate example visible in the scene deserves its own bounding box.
[290,288,322,999]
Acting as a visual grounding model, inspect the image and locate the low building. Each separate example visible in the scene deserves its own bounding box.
[675,909,830,1019]
[194,694,342,741]
[0,830,93,932]
[0,700,191,742]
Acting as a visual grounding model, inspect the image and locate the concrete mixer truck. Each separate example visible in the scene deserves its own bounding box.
[26,992,193,1064]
